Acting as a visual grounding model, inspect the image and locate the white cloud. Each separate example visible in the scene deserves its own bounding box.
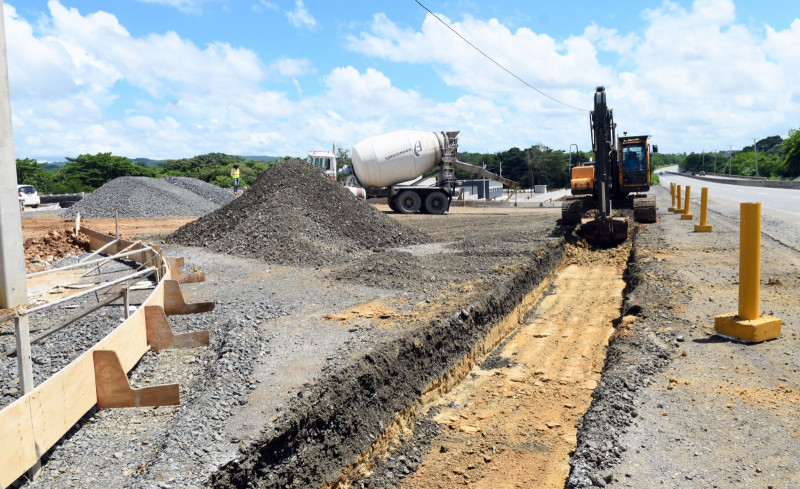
[6,0,800,161]
[252,0,278,14]
[286,0,315,29]
[137,0,218,14]
[346,1,800,152]
[270,58,314,77]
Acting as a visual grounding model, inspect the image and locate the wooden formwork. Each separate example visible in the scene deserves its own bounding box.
[0,228,213,488]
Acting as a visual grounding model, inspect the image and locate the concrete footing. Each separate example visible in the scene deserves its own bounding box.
[680,214,694,220]
[714,312,781,343]
[672,208,684,214]
[694,224,712,232]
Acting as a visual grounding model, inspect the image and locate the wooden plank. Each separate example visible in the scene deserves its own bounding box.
[163,280,215,316]
[14,316,33,393]
[0,240,171,485]
[177,271,205,284]
[145,306,209,350]
[93,350,179,409]
[0,397,37,488]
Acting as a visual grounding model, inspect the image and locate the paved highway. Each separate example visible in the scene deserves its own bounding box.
[657,166,800,248]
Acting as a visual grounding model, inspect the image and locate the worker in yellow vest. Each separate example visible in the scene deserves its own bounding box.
[231,164,240,194]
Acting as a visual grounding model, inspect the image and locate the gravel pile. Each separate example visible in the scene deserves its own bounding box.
[162,176,235,207]
[61,176,226,218]
[167,159,428,267]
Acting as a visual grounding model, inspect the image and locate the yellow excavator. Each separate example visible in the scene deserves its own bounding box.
[562,86,657,245]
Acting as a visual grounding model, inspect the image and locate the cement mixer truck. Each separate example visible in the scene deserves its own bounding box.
[342,130,518,214]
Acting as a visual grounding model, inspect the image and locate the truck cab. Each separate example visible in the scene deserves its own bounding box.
[307,151,337,179]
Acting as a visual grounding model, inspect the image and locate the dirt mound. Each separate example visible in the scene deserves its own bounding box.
[166,159,428,266]
[61,176,223,218]
[24,229,90,272]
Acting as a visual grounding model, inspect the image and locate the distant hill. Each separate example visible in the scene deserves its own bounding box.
[241,155,281,162]
[131,157,166,166]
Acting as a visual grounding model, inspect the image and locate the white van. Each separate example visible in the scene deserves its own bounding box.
[17,184,40,208]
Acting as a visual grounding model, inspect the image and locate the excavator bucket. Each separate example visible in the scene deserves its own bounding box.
[580,216,629,246]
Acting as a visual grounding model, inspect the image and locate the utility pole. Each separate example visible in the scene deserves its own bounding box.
[753,138,759,177]
[0,0,28,308]
[702,151,705,172]
[714,151,717,174]
[729,145,733,175]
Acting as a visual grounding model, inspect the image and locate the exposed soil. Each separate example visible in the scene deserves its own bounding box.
[20,216,195,241]
[23,229,90,272]
[374,242,630,489]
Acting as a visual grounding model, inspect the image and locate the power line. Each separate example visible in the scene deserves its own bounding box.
[414,0,589,112]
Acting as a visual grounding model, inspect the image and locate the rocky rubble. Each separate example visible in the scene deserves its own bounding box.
[167,159,428,267]
[61,176,231,218]
[162,176,235,207]
[24,229,90,272]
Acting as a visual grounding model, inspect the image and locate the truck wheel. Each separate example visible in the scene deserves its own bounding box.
[395,190,421,214]
[388,197,399,213]
[423,191,449,215]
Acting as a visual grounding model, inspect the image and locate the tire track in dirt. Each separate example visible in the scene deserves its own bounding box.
[395,243,630,489]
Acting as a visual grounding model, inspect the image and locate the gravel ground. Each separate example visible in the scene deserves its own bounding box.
[10,207,564,488]
[167,159,428,267]
[61,176,229,218]
[1,257,157,407]
[162,177,236,207]
[567,185,800,488]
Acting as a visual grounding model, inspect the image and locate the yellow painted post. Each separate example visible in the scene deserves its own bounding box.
[714,202,781,342]
[694,187,712,232]
[673,184,683,213]
[738,203,761,320]
[680,186,693,220]
[668,183,676,212]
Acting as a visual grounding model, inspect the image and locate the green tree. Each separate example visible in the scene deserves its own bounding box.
[16,158,53,191]
[783,129,800,178]
[56,153,156,191]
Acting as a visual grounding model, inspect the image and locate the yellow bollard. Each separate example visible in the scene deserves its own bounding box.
[668,183,676,212]
[714,203,781,342]
[673,184,683,213]
[694,187,712,232]
[680,186,693,220]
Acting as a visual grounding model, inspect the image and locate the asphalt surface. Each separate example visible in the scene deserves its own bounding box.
[658,173,800,225]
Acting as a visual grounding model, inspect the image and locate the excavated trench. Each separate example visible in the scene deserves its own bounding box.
[210,229,639,488]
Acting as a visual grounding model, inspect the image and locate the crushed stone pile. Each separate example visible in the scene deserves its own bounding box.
[162,176,235,207]
[61,176,230,218]
[167,159,428,266]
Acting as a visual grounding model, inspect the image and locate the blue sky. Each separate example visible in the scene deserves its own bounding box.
[5,0,800,160]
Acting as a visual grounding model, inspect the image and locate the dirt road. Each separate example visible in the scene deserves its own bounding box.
[396,243,629,489]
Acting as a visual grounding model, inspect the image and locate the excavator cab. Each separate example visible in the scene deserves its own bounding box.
[617,136,653,194]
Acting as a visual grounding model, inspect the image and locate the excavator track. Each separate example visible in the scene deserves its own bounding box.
[561,198,586,225]
[632,194,657,223]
